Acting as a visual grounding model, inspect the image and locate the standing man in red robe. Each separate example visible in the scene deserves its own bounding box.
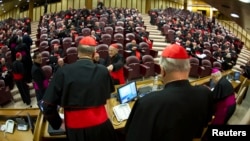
[105,43,125,85]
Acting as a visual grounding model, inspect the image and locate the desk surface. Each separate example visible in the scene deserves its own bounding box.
[0,108,39,141]
[38,69,243,139]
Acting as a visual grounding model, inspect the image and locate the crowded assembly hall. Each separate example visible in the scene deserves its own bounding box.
[0,0,250,141]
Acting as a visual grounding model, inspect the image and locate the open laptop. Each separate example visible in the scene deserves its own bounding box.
[234,71,241,83]
[117,81,138,104]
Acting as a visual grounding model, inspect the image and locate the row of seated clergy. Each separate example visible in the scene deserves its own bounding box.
[94,43,161,83]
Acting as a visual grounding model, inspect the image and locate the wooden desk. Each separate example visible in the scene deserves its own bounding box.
[36,70,244,139]
[0,108,40,141]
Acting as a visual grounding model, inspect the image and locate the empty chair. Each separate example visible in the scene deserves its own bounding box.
[125,33,135,41]
[62,37,73,55]
[101,34,112,46]
[203,42,211,50]
[104,27,114,36]
[189,57,200,78]
[166,29,175,43]
[96,44,109,59]
[37,40,49,52]
[199,59,212,78]
[116,21,124,27]
[0,79,13,106]
[115,26,124,34]
[113,33,124,45]
[123,56,149,81]
[50,39,60,49]
[139,42,158,58]
[65,47,78,64]
[40,34,48,42]
[82,28,91,36]
[142,55,161,78]
[5,51,12,64]
[41,51,50,66]
[42,65,53,82]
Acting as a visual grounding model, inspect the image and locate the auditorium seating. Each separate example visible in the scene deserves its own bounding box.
[142,55,161,78]
[0,79,13,106]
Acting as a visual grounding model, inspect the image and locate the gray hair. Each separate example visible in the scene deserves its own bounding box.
[78,45,95,55]
[159,57,190,73]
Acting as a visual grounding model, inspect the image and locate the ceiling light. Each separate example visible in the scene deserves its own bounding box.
[230,13,240,18]
[239,0,250,3]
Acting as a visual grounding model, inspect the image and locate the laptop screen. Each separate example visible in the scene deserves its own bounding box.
[234,71,240,81]
[117,81,138,104]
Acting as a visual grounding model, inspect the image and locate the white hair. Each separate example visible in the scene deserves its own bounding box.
[159,57,190,73]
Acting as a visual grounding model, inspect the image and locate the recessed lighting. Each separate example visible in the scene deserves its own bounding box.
[230,13,240,18]
[239,0,250,3]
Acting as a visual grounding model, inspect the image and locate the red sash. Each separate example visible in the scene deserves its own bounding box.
[64,105,108,128]
[135,51,141,60]
[13,73,23,80]
[110,68,125,84]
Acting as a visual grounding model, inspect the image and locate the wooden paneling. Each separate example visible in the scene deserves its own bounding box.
[56,2,62,12]
[110,0,116,8]
[62,0,68,10]
[50,3,57,13]
[127,0,132,8]
[122,0,126,8]
[68,0,73,9]
[80,0,85,8]
[117,0,122,8]
[74,0,80,9]
[132,0,137,8]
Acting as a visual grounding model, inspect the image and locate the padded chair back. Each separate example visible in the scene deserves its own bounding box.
[126,33,135,41]
[42,65,53,80]
[142,55,160,77]
[104,27,113,36]
[62,37,73,54]
[96,44,109,59]
[213,61,222,70]
[116,21,124,27]
[139,42,150,55]
[114,33,124,45]
[65,47,78,64]
[189,57,200,78]
[82,28,91,36]
[5,51,12,64]
[1,46,9,54]
[199,59,212,78]
[115,26,124,34]
[116,43,124,56]
[41,51,50,66]
[125,56,142,80]
[75,36,84,47]
[40,34,48,41]
[0,79,13,106]
[99,17,108,23]
[101,34,112,45]
[50,39,60,49]
[167,29,175,43]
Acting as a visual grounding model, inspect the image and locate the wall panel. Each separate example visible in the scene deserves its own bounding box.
[117,0,122,8]
[127,0,132,8]
[57,2,62,12]
[141,0,146,13]
[132,0,137,8]
[110,0,116,8]
[121,0,126,8]
[51,3,56,13]
[62,0,68,11]
[136,0,142,12]
[92,0,97,9]
[68,0,73,9]
[74,0,80,9]
[80,0,85,8]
